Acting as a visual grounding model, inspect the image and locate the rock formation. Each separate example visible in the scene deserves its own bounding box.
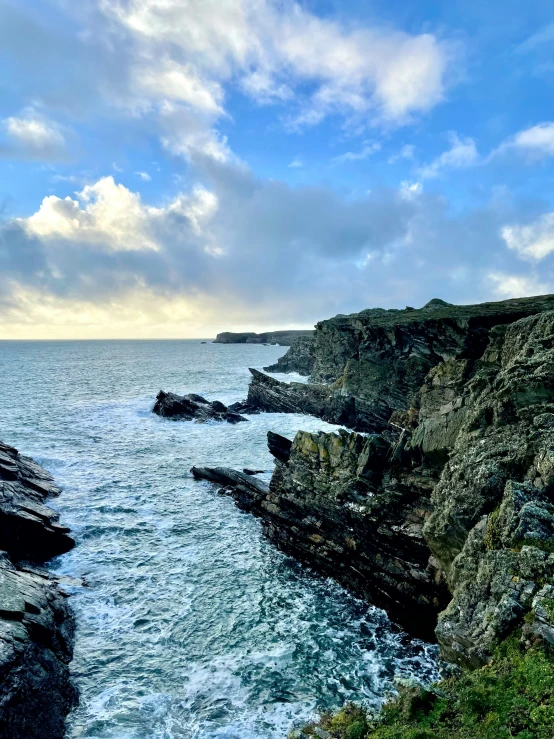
[263,335,316,374]
[153,391,248,423]
[194,300,554,670]
[0,441,77,738]
[245,369,390,432]
[213,329,313,345]
[246,295,554,431]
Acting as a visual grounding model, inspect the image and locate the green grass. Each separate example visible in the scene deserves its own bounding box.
[293,637,554,739]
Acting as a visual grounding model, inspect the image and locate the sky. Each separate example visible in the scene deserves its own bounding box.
[1,0,554,338]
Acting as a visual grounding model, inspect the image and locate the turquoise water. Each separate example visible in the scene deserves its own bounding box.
[0,341,438,739]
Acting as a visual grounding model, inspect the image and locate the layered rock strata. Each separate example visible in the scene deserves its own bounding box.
[0,441,77,738]
[153,391,248,423]
[245,369,390,433]
[250,295,554,429]
[195,306,554,669]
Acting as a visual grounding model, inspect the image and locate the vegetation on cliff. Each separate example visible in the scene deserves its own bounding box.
[292,637,554,739]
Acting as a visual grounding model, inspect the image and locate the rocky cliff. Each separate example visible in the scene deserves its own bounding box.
[213,329,313,345]
[263,335,316,374]
[253,295,554,430]
[195,300,554,673]
[0,441,77,738]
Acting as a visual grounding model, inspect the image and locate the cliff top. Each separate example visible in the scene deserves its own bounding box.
[317,293,554,330]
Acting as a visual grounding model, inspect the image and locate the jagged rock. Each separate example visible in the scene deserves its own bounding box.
[0,442,74,561]
[263,336,316,375]
[243,468,265,475]
[243,296,554,433]
[267,431,292,464]
[0,442,77,738]
[213,330,313,345]
[153,391,248,423]
[193,429,449,641]
[245,369,391,433]
[190,467,269,512]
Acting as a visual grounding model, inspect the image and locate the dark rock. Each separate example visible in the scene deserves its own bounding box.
[245,369,391,433]
[199,307,554,669]
[267,431,292,464]
[0,442,74,562]
[264,336,316,375]
[153,391,248,424]
[213,330,313,346]
[243,469,265,475]
[192,429,449,641]
[0,442,77,738]
[190,467,269,512]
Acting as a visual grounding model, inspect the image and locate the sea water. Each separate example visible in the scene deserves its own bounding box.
[0,340,438,739]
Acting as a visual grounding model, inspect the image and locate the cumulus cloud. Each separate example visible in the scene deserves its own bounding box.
[501,213,554,260]
[493,122,554,161]
[2,153,552,337]
[1,109,69,162]
[418,132,478,179]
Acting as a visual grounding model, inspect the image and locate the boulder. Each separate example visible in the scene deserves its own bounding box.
[153,391,248,423]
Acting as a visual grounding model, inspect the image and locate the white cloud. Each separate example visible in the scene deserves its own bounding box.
[516,23,554,53]
[332,141,381,164]
[487,272,549,299]
[100,0,455,137]
[501,212,554,261]
[135,171,151,181]
[2,110,68,161]
[22,176,218,253]
[493,122,554,161]
[288,158,303,168]
[418,132,478,179]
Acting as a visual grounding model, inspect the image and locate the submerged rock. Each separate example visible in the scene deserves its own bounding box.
[0,441,77,738]
[153,391,248,423]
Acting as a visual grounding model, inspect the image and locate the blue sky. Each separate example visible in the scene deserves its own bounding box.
[1,0,554,338]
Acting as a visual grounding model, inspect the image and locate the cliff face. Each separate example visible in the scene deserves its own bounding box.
[262,295,554,426]
[213,329,313,345]
[263,335,316,374]
[0,441,77,738]
[197,301,554,671]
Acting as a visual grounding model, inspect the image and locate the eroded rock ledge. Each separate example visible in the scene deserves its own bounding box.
[0,441,77,739]
[194,305,554,670]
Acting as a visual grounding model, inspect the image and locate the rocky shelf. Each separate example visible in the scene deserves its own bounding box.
[0,441,77,739]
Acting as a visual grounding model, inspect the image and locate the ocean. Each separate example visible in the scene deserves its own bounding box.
[0,340,438,739]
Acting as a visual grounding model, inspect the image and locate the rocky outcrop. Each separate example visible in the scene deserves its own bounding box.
[213,330,313,345]
[263,336,316,375]
[191,428,449,641]
[243,296,554,432]
[0,441,77,738]
[196,307,554,670]
[153,391,248,423]
[245,369,390,432]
